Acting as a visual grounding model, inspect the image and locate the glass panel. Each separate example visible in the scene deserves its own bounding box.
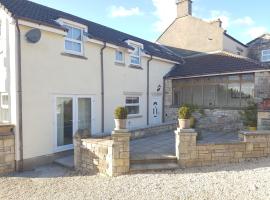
[228,82,241,107]
[65,40,73,51]
[116,51,123,62]
[203,85,216,107]
[73,42,81,52]
[182,87,192,105]
[242,74,254,82]
[216,83,228,107]
[192,85,203,106]
[72,27,82,41]
[126,106,139,115]
[228,75,240,82]
[131,56,140,65]
[64,25,73,39]
[78,98,91,132]
[56,97,73,147]
[132,46,140,56]
[126,97,139,104]
[241,82,254,107]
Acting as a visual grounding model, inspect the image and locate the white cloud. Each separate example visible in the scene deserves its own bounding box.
[110,6,143,18]
[245,26,268,38]
[232,16,254,26]
[152,0,176,32]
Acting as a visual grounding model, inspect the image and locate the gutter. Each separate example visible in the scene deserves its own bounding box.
[100,42,106,134]
[15,19,23,172]
[146,56,153,126]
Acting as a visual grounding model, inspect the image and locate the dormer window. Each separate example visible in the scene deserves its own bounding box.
[262,49,270,62]
[63,24,83,55]
[130,44,141,66]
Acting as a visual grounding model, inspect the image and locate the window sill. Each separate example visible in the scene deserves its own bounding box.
[61,52,88,60]
[128,115,143,119]
[115,61,125,66]
[129,64,143,70]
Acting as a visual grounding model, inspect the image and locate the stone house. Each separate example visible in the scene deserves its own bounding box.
[0,0,270,172]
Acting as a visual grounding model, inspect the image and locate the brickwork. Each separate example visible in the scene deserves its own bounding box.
[74,130,131,177]
[0,133,15,174]
[175,129,270,168]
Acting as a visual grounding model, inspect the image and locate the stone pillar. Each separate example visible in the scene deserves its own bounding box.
[175,128,198,167]
[73,129,90,171]
[110,129,131,176]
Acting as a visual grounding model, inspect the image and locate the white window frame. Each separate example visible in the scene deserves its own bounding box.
[129,43,141,66]
[261,49,270,62]
[63,23,84,56]
[115,50,125,64]
[125,96,141,117]
[0,93,9,109]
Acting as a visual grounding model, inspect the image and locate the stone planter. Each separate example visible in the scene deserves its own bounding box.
[178,119,190,129]
[114,119,127,130]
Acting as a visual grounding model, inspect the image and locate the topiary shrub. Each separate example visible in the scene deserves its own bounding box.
[114,107,128,119]
[178,106,192,119]
[239,101,257,127]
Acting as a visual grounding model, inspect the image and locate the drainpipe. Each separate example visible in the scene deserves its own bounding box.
[15,19,23,171]
[162,77,166,123]
[147,56,153,126]
[100,42,106,134]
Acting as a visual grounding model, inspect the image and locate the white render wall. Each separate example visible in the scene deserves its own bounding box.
[223,35,248,56]
[19,24,174,159]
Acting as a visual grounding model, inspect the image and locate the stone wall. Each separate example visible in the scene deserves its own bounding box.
[0,134,15,174]
[74,130,130,177]
[176,129,270,168]
[130,122,177,139]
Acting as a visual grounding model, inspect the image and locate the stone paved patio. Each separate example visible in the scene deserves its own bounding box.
[130,130,241,160]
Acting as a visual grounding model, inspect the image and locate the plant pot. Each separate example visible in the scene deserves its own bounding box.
[178,119,191,129]
[248,126,257,131]
[114,119,127,130]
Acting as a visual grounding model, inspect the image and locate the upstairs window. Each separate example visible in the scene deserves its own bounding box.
[261,49,270,62]
[115,50,125,63]
[64,24,83,55]
[130,44,141,66]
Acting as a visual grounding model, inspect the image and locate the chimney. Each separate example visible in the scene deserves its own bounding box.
[176,0,192,18]
[210,19,223,28]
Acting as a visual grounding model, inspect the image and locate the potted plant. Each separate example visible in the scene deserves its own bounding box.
[114,107,128,130]
[178,106,192,129]
[239,101,258,131]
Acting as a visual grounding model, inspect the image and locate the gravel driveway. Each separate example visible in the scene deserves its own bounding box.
[1,158,270,200]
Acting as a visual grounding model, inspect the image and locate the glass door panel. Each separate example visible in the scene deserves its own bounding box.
[56,97,73,147]
[78,98,91,132]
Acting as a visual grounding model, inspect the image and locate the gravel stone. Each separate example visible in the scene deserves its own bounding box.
[1,158,270,200]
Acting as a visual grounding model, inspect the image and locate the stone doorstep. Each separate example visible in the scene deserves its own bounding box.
[130,162,179,173]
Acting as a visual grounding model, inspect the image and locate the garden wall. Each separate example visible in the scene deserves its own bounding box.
[74,130,130,177]
[176,129,270,168]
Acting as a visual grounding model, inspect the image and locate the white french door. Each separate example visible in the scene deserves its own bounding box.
[54,95,93,151]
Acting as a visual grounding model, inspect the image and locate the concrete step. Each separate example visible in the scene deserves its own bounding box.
[54,155,74,169]
[131,156,177,165]
[130,162,179,172]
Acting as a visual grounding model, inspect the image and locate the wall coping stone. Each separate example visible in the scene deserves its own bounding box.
[175,128,198,136]
[241,130,270,136]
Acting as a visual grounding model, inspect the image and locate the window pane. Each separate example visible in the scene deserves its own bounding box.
[182,87,192,104]
[116,51,123,62]
[133,46,140,56]
[228,82,241,107]
[192,85,203,106]
[203,85,216,107]
[78,98,91,131]
[126,106,139,115]
[228,75,240,82]
[216,83,228,107]
[131,56,140,65]
[241,82,254,107]
[126,97,139,104]
[65,40,73,51]
[73,42,81,52]
[64,25,73,39]
[72,27,82,41]
[242,74,254,82]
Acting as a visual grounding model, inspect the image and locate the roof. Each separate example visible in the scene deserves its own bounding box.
[223,32,247,48]
[165,51,269,78]
[246,33,270,46]
[0,0,181,63]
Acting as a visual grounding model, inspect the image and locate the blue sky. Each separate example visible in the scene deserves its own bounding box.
[30,0,270,44]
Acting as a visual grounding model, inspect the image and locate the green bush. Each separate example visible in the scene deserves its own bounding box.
[239,101,258,127]
[114,107,128,119]
[178,106,192,119]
